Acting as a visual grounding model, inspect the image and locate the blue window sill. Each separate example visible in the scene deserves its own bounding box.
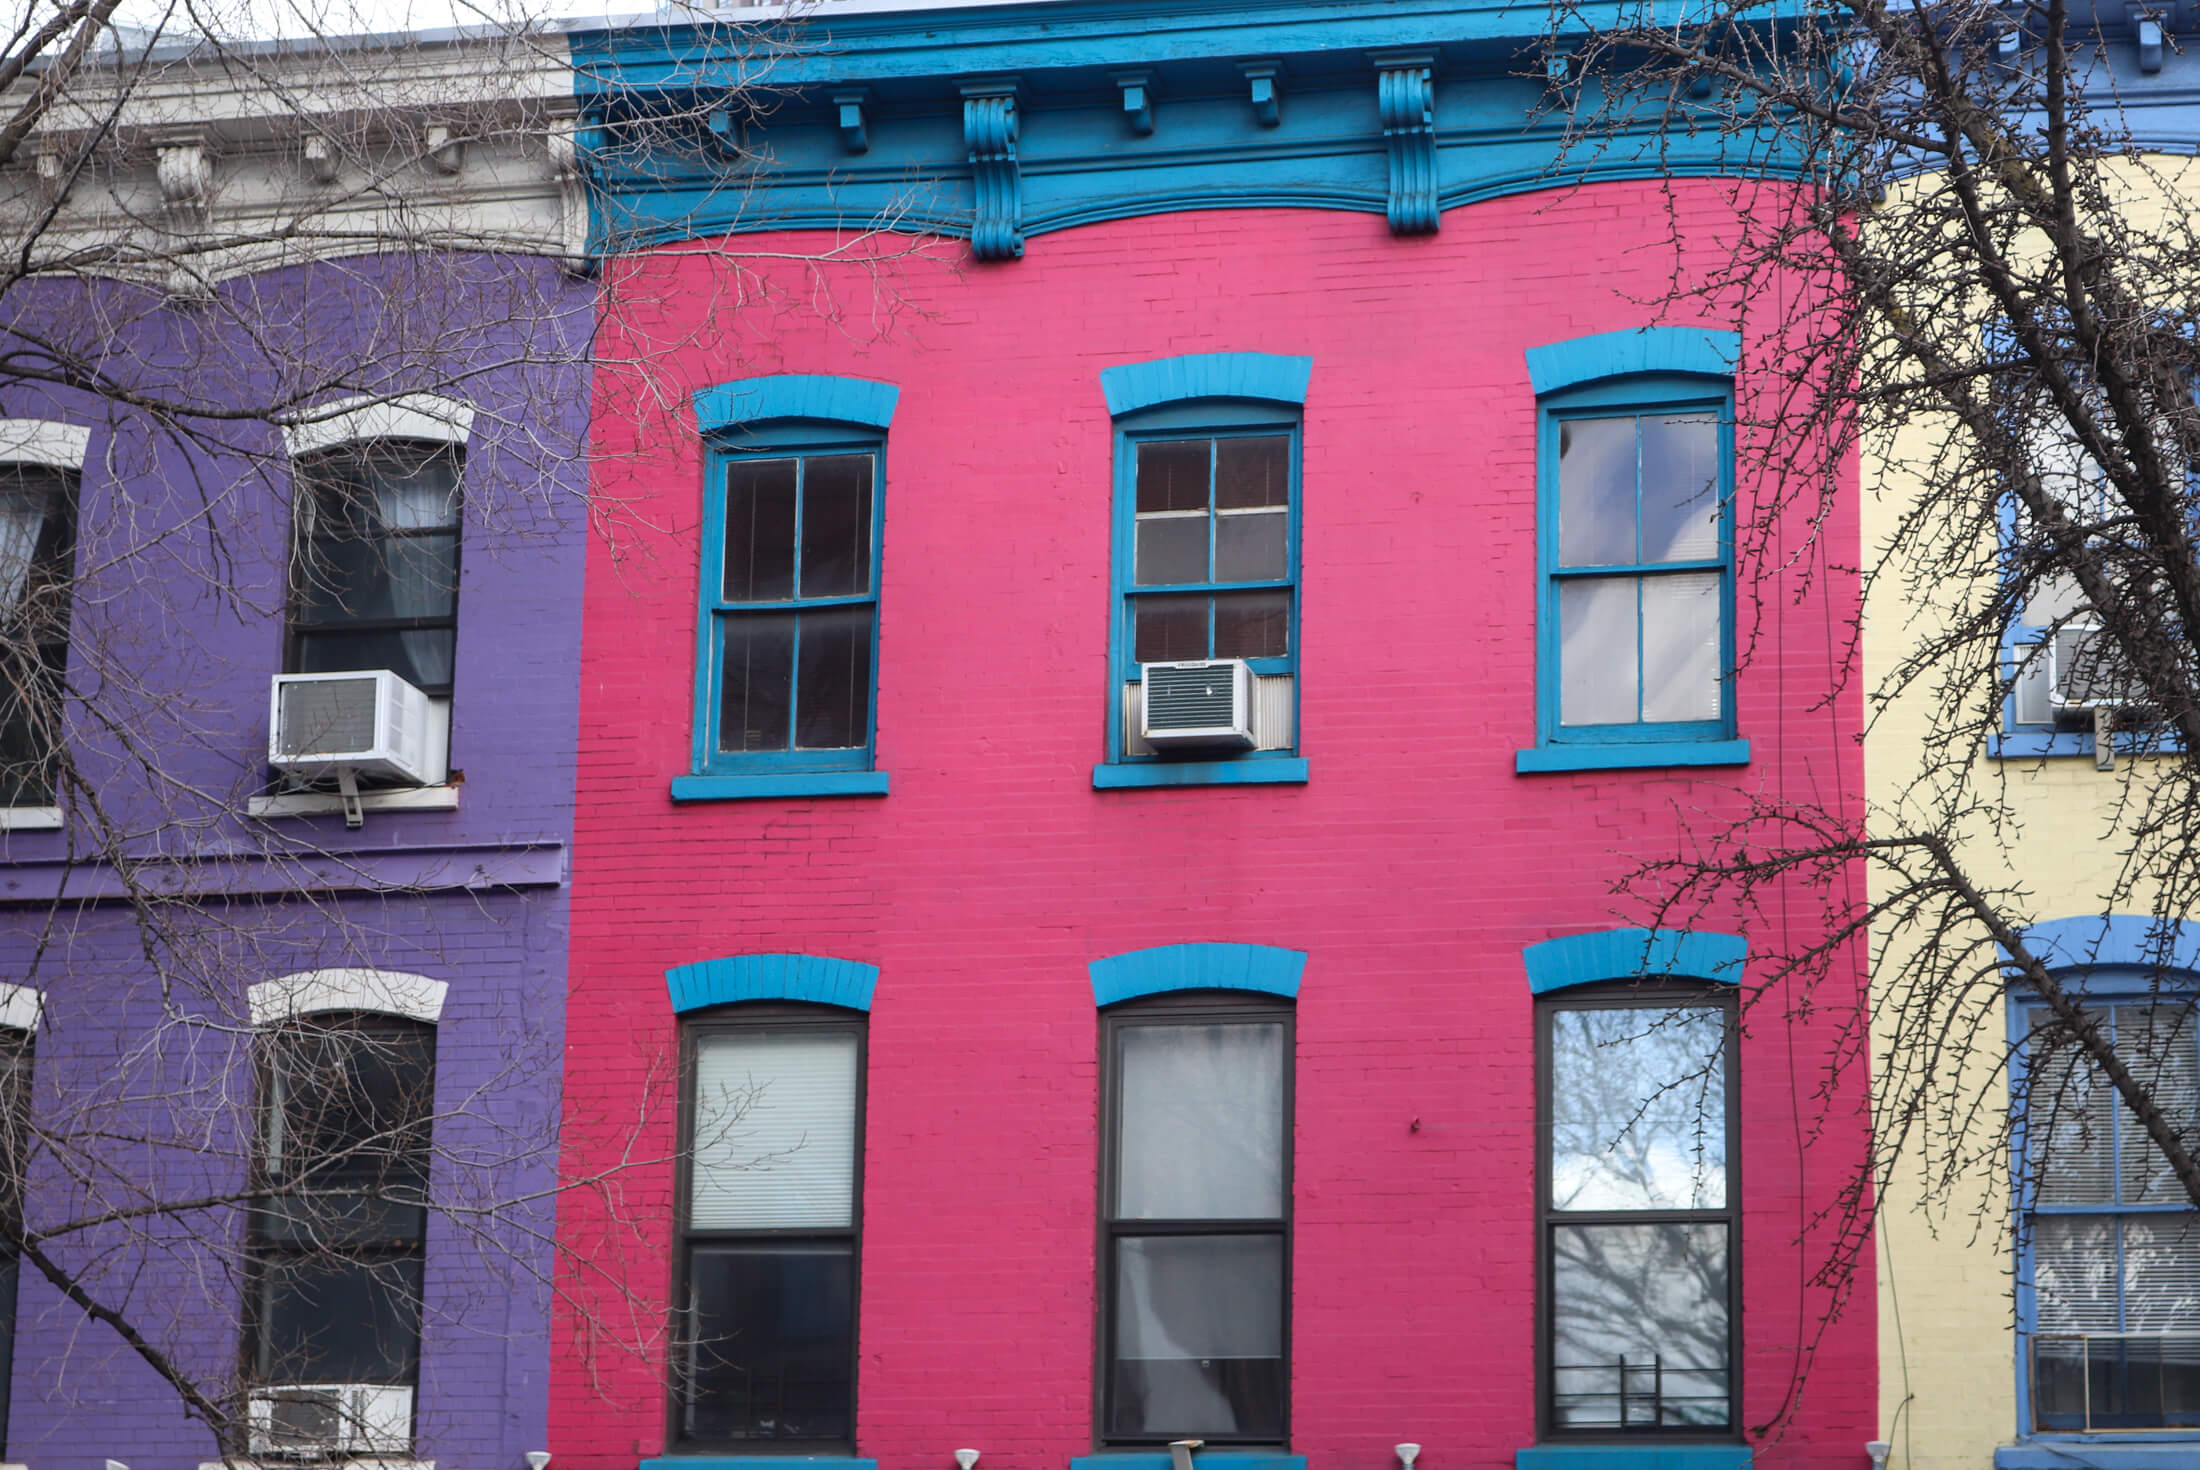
[1996,1444,2200,1469]
[1515,739,1750,774]
[1072,1456,1304,1470]
[1518,1447,1752,1470]
[671,771,890,801]
[643,1459,877,1470]
[1992,728,2183,759]
[1093,758,1309,790]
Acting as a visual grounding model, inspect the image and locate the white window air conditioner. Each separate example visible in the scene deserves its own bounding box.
[1141,658,1258,750]
[2047,622,2149,718]
[247,1383,414,1458]
[268,670,432,786]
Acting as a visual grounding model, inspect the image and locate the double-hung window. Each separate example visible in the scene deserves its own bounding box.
[248,1015,434,1456]
[0,462,77,808]
[2019,994,2200,1431]
[681,375,896,800]
[1539,985,1739,1436]
[1099,995,1291,1445]
[1097,353,1310,788]
[675,1008,864,1451]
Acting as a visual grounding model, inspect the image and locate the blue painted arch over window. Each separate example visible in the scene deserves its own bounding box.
[2004,913,2200,976]
[665,953,879,1013]
[1099,352,1313,419]
[1089,942,1306,1007]
[1524,327,1741,396]
[693,374,900,435]
[1520,926,1748,994]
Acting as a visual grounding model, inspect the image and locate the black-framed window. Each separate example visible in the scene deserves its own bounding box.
[1539,984,1739,1437]
[246,1015,434,1454]
[675,1007,864,1452]
[1099,994,1291,1446]
[0,1025,32,1452]
[288,443,462,698]
[0,463,77,807]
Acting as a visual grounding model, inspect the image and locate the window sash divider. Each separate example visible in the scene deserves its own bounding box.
[1104,1218,1290,1234]
[1126,578,1296,596]
[1551,559,1728,579]
[714,592,878,614]
[1546,1208,1732,1226]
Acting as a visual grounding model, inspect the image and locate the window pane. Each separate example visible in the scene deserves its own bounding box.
[1137,516,1209,587]
[1550,1005,1728,1211]
[685,1243,855,1444]
[794,607,874,751]
[1640,571,1722,724]
[717,613,795,753]
[2035,1214,2122,1334]
[2036,1214,2200,1430]
[2116,1003,2200,1204]
[1135,595,1209,664]
[1559,576,1638,726]
[293,628,456,693]
[295,532,460,627]
[690,1031,858,1231]
[0,467,72,617]
[264,1022,434,1193]
[257,1250,424,1383]
[1114,1021,1284,1220]
[2123,1212,2200,1333]
[1557,417,1637,568]
[1639,414,1721,562]
[1215,436,1290,510]
[1215,510,1287,583]
[723,459,799,602]
[1109,1233,1285,1441]
[799,456,873,599]
[1551,1222,1730,1429]
[1214,591,1289,660]
[2027,1013,2119,1206]
[1137,440,1212,514]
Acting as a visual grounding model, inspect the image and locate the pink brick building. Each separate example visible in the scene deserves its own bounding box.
[555,7,1874,1470]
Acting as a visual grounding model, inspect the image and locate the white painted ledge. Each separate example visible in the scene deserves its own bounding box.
[0,807,62,831]
[246,786,459,820]
[199,1461,432,1470]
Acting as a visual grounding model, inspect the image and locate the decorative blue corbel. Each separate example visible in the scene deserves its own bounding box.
[833,89,871,153]
[1546,39,1577,83]
[1372,50,1439,236]
[1114,71,1155,136]
[705,107,741,158]
[2139,16,2165,71]
[1239,60,1282,127]
[961,78,1023,261]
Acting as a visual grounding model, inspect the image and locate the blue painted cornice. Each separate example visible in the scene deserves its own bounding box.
[1089,941,1307,1005]
[1521,926,1748,993]
[2005,914,2200,975]
[1100,351,1313,416]
[665,952,880,1012]
[1525,325,1741,395]
[693,374,900,433]
[573,0,1800,256]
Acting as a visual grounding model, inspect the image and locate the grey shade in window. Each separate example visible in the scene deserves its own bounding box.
[1110,1233,1286,1441]
[290,444,462,695]
[1114,1021,1285,1220]
[1551,1222,1731,1429]
[0,465,75,807]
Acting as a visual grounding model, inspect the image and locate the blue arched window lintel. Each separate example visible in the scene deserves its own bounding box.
[1524,327,1741,397]
[1522,926,1748,995]
[2004,914,2200,976]
[1089,942,1307,1007]
[693,374,900,435]
[665,952,879,1014]
[1099,352,1314,419]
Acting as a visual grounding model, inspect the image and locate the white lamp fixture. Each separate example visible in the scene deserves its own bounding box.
[1397,1445,1423,1470]
[956,1452,981,1470]
[528,1455,553,1470]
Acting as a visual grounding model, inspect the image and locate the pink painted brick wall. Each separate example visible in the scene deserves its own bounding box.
[556,190,1872,1470]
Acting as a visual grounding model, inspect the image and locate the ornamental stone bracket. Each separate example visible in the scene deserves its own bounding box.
[153,130,211,225]
[1371,49,1439,235]
[960,77,1023,261]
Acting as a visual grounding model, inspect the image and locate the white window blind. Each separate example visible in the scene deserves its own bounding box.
[690,1031,857,1231]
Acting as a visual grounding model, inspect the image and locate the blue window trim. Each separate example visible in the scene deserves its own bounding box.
[664,952,879,1014]
[2003,914,2200,1445]
[686,376,895,794]
[1521,926,1748,994]
[1516,1448,1753,1470]
[1099,354,1313,791]
[1088,941,1307,1007]
[1520,340,1741,770]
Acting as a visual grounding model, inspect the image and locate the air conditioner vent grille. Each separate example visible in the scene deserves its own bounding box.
[275,676,381,757]
[1147,665,1239,729]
